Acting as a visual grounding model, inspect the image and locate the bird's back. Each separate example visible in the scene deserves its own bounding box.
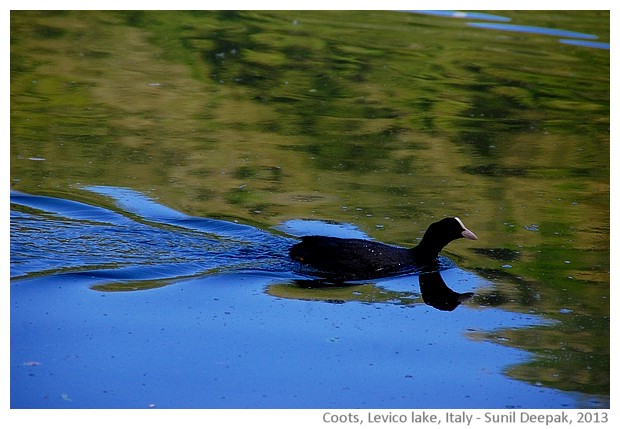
[290,236,412,279]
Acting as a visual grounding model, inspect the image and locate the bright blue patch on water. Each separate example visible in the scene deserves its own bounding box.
[275,218,370,239]
[559,38,610,49]
[466,22,599,40]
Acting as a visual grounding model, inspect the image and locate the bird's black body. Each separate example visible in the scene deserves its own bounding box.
[289,217,477,280]
[290,237,416,279]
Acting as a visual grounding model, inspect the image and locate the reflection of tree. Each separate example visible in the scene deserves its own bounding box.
[501,321,609,399]
[267,270,473,312]
[468,267,610,399]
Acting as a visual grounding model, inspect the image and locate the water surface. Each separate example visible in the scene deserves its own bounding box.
[10,10,609,409]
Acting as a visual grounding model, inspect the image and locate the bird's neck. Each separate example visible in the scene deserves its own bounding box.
[410,238,443,262]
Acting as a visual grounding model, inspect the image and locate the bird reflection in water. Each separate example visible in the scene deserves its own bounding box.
[266,270,474,312]
[419,271,474,311]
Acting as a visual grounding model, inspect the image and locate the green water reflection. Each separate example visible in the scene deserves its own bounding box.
[11,11,609,398]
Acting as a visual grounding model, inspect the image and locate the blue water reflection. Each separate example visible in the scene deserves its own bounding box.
[10,187,606,408]
[406,11,608,49]
[559,39,610,50]
[466,22,599,40]
[10,187,295,284]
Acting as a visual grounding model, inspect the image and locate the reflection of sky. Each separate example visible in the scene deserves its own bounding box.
[559,39,610,50]
[405,10,609,50]
[12,270,578,408]
[466,22,599,40]
[12,186,576,408]
[275,218,370,239]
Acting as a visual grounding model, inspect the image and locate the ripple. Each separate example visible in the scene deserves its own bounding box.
[10,188,295,289]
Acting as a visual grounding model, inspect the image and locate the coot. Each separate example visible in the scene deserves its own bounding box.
[289,217,477,280]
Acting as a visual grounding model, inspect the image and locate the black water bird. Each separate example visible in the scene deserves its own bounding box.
[289,217,477,280]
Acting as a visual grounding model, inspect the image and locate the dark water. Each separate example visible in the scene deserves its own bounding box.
[10,11,609,409]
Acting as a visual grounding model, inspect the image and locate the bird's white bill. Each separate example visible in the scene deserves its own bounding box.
[455,217,478,240]
[461,228,478,240]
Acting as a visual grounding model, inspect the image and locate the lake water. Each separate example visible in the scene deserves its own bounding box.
[10,10,609,410]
